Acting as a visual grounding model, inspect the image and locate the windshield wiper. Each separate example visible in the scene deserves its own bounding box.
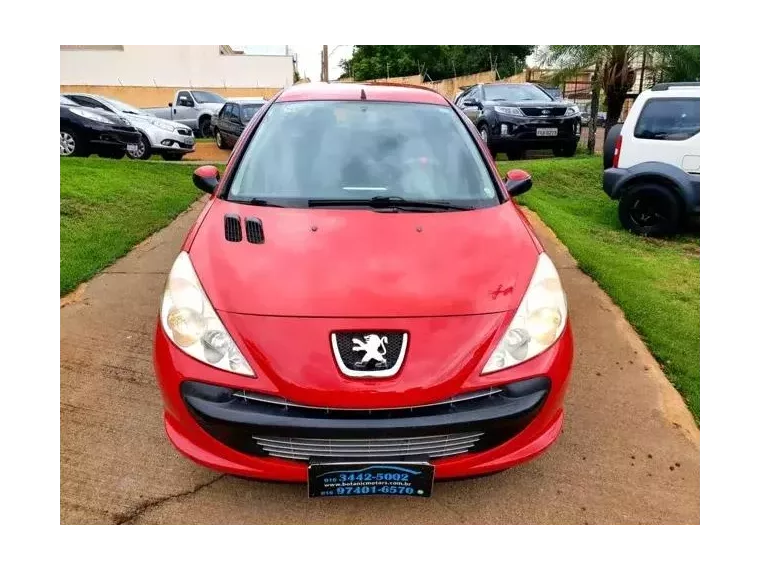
[226,197,286,207]
[308,196,473,211]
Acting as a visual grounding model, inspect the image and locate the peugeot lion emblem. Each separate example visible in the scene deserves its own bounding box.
[331,332,409,378]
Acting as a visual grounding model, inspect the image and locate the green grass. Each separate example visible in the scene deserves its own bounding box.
[60,158,205,295]
[497,155,700,421]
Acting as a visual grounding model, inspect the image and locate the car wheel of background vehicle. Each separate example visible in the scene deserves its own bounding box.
[215,129,229,150]
[618,182,682,237]
[98,149,126,159]
[58,129,89,156]
[506,149,526,161]
[128,134,152,160]
[161,152,183,161]
[199,117,212,139]
[603,123,623,169]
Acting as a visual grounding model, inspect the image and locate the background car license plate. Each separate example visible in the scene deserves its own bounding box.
[308,461,434,498]
[537,128,558,136]
[127,144,139,152]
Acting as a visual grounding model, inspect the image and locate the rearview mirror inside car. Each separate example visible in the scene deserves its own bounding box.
[504,169,532,197]
[193,165,220,194]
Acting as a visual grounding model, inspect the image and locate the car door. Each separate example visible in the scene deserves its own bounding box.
[461,86,483,124]
[228,104,244,144]
[172,90,196,128]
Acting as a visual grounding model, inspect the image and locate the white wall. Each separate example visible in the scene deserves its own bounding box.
[60,45,294,88]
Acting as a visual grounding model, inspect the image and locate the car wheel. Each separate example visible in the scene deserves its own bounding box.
[161,152,183,161]
[60,130,84,157]
[506,149,526,161]
[618,182,682,237]
[199,117,213,139]
[98,149,126,159]
[215,129,229,150]
[128,134,152,160]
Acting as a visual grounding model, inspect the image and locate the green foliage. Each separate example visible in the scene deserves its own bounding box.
[656,45,700,82]
[339,45,534,81]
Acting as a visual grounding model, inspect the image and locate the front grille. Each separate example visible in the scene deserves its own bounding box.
[520,106,566,117]
[254,433,483,461]
[332,331,407,376]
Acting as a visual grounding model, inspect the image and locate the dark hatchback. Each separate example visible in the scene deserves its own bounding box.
[60,95,140,158]
[212,98,266,150]
[455,83,581,160]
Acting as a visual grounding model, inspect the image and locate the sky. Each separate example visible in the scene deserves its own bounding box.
[235,45,543,82]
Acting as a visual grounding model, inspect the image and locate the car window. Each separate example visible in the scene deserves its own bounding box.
[483,84,552,102]
[455,88,471,106]
[60,95,77,106]
[219,104,229,119]
[241,103,264,122]
[227,101,499,209]
[634,98,700,141]
[191,90,225,104]
[69,95,111,111]
[230,105,241,122]
[177,91,192,106]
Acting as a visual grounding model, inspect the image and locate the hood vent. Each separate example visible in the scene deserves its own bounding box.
[224,214,242,242]
[245,217,265,244]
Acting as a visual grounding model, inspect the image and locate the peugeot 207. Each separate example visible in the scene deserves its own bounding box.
[153,83,574,498]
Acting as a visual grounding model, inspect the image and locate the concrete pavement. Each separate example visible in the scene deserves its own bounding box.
[60,202,699,524]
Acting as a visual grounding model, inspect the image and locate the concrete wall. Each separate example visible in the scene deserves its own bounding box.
[60,45,293,89]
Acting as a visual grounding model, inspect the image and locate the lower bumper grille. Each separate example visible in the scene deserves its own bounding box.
[255,433,482,461]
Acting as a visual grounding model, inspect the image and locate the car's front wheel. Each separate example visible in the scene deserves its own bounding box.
[215,129,229,150]
[127,134,152,160]
[199,117,213,139]
[618,182,682,237]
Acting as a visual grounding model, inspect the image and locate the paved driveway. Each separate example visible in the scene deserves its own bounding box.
[60,202,699,524]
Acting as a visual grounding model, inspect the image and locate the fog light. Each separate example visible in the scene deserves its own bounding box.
[500,124,510,136]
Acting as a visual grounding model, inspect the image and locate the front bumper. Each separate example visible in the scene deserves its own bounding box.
[488,115,581,150]
[84,122,140,149]
[154,321,574,482]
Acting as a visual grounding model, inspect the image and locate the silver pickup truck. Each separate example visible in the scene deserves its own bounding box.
[144,90,226,138]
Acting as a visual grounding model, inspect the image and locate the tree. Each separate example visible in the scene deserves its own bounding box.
[656,45,700,83]
[338,46,535,82]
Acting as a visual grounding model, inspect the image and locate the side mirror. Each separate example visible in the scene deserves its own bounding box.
[505,169,532,197]
[168,102,173,108]
[193,165,220,194]
[463,99,480,108]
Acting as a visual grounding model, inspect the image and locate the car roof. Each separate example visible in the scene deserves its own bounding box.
[277,82,449,106]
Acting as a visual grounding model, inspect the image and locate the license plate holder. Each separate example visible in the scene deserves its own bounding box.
[536,128,558,137]
[308,461,434,498]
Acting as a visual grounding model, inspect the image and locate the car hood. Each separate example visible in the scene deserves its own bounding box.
[188,199,540,318]
[128,114,186,130]
[198,102,224,112]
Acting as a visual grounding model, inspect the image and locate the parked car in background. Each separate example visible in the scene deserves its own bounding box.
[603,82,700,236]
[212,97,266,149]
[144,90,226,138]
[60,95,140,159]
[63,93,195,161]
[456,82,581,159]
[154,82,573,491]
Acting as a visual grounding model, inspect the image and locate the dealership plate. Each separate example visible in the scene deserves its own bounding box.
[308,461,434,498]
[126,144,139,152]
[536,128,558,137]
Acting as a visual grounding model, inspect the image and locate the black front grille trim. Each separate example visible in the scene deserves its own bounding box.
[224,214,242,242]
[520,106,567,117]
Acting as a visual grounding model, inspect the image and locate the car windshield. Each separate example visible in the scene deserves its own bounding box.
[103,97,146,115]
[484,84,553,102]
[192,91,225,104]
[227,101,499,209]
[60,95,77,106]
[241,103,264,122]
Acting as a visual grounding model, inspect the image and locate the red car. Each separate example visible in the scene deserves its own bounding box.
[153,83,573,498]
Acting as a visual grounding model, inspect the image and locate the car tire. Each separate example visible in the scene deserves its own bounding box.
[553,144,577,158]
[161,152,184,161]
[127,134,152,160]
[60,129,87,157]
[98,149,126,159]
[506,149,526,161]
[215,129,229,150]
[618,182,682,237]
[199,117,212,139]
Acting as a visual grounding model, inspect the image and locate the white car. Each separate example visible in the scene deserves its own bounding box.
[62,93,196,161]
[603,82,700,236]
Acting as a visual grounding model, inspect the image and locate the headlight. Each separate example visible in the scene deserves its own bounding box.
[494,106,524,117]
[482,253,568,373]
[70,107,115,125]
[149,118,177,131]
[564,105,580,117]
[160,252,254,376]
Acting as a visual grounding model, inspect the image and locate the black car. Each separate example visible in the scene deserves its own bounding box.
[212,98,266,149]
[455,83,581,159]
[60,95,140,158]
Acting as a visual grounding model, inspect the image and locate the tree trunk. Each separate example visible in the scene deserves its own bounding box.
[587,60,601,155]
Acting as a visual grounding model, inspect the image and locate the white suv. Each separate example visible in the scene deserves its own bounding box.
[603,83,700,236]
